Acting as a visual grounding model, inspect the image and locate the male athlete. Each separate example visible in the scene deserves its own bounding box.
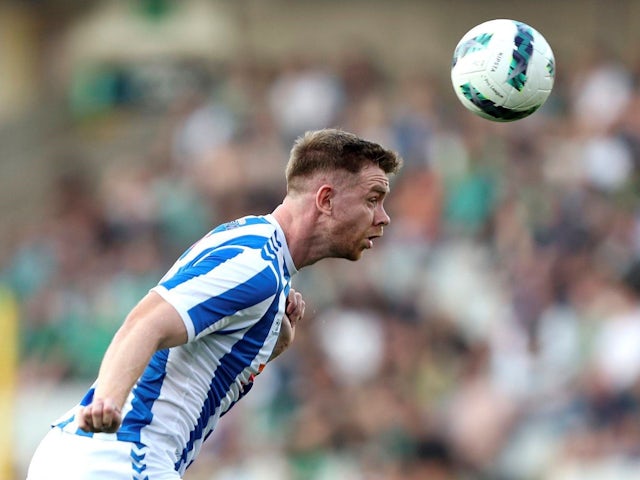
[27,128,402,479]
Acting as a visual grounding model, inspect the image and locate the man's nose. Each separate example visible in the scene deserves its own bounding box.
[376,206,390,226]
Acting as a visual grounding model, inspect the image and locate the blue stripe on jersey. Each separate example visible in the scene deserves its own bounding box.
[117,349,169,444]
[167,235,275,290]
[64,387,97,437]
[162,247,243,291]
[187,266,277,336]
[79,386,95,406]
[265,238,276,257]
[56,414,75,430]
[174,291,282,472]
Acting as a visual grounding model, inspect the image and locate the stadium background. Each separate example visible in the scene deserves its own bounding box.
[3,0,640,478]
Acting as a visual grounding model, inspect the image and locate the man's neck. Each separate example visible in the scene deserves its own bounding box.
[272,199,326,269]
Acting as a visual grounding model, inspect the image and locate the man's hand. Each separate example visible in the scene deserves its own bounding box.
[77,398,123,433]
[270,289,305,361]
[285,288,305,329]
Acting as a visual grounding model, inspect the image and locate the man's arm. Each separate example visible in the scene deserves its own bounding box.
[77,291,188,433]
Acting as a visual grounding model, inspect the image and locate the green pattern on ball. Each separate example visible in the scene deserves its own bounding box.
[460,82,540,121]
[452,33,493,67]
[507,22,534,91]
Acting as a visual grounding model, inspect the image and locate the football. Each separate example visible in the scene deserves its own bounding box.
[451,19,555,122]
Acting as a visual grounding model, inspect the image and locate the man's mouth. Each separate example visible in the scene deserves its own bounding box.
[366,235,381,248]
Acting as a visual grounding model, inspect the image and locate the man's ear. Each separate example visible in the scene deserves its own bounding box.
[315,184,333,215]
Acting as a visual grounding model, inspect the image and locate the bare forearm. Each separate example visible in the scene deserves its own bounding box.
[77,292,187,433]
[93,325,159,409]
[76,322,161,433]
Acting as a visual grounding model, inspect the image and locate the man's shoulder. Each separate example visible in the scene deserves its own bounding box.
[214,215,273,233]
[208,215,285,253]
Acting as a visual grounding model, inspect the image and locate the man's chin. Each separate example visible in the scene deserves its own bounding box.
[333,251,362,262]
[347,248,366,261]
[330,244,367,261]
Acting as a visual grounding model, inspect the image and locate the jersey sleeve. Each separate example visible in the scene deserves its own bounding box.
[151,247,280,342]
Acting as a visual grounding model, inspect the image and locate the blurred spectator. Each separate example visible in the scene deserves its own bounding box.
[268,57,344,144]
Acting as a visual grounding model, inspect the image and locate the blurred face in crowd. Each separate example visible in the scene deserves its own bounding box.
[324,163,391,261]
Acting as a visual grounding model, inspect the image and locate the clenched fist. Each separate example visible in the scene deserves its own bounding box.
[77,398,123,433]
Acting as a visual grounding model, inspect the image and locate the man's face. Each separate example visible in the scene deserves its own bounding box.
[327,164,391,261]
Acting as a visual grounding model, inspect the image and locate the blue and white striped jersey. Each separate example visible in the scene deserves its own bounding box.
[54,214,297,476]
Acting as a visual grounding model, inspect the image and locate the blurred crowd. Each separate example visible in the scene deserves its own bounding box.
[5,38,640,480]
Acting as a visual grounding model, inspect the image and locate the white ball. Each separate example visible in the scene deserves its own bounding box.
[451,19,555,122]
